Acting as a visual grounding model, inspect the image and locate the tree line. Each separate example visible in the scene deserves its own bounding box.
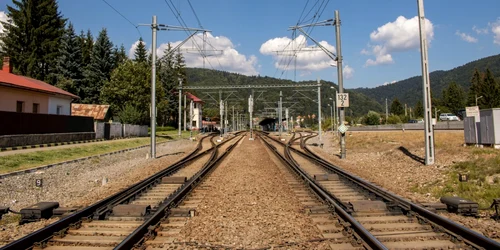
[361,67,499,125]
[0,0,186,126]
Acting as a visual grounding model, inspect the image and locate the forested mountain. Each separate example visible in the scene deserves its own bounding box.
[185,68,383,119]
[353,54,500,107]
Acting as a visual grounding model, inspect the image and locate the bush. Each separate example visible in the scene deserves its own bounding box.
[387,115,402,124]
[364,111,381,125]
[118,104,146,125]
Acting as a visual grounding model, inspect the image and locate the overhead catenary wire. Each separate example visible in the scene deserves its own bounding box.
[101,0,142,37]
[162,0,225,72]
[273,0,330,80]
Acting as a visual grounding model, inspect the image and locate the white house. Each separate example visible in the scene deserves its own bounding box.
[185,92,204,130]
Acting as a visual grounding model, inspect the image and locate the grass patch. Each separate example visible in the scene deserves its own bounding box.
[156,130,199,140]
[415,151,500,208]
[0,137,168,174]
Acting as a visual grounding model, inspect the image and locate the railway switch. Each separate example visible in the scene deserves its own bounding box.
[0,206,9,219]
[112,204,151,217]
[314,174,339,181]
[19,202,59,224]
[440,196,478,216]
[161,176,187,184]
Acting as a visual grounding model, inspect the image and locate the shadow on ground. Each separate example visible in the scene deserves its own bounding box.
[398,146,425,164]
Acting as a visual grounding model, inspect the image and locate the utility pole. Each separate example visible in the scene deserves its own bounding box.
[139,17,211,143]
[178,78,182,137]
[405,103,408,117]
[329,104,333,133]
[189,100,193,139]
[249,94,254,139]
[232,106,235,132]
[434,107,440,121]
[236,110,239,131]
[317,77,322,143]
[418,0,435,165]
[335,10,346,159]
[150,16,157,158]
[224,100,228,136]
[285,108,289,134]
[184,95,187,131]
[279,91,282,137]
[385,98,388,123]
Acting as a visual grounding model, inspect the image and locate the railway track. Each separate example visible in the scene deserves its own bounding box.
[259,131,500,250]
[1,132,244,250]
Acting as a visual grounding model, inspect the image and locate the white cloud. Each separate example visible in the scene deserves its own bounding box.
[0,11,7,31]
[489,18,500,45]
[455,30,478,43]
[343,65,354,79]
[155,33,258,76]
[472,25,488,35]
[363,16,434,67]
[360,49,370,55]
[260,34,336,71]
[128,39,147,59]
[381,80,397,86]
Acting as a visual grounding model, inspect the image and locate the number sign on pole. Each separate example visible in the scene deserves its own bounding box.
[336,93,349,108]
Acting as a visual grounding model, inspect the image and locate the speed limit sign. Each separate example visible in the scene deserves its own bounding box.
[336,93,349,108]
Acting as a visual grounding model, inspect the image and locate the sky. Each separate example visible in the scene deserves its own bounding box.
[1,0,500,88]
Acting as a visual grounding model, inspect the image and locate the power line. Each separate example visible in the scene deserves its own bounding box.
[187,0,203,29]
[101,0,142,37]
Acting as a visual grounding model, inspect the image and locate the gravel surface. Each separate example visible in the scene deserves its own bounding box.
[308,131,500,239]
[174,136,326,249]
[0,138,198,245]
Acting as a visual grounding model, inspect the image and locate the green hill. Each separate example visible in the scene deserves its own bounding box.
[352,54,500,107]
[185,68,383,118]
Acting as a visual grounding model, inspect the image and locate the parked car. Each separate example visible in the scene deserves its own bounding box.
[408,119,424,123]
[439,113,460,121]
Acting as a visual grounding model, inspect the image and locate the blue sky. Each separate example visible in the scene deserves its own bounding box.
[1,0,500,88]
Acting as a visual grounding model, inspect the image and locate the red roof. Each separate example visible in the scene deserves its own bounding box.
[0,70,79,99]
[185,92,203,103]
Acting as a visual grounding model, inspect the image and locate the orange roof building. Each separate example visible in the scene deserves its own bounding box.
[0,57,79,115]
[71,104,111,121]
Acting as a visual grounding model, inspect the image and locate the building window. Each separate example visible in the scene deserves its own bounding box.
[56,105,63,115]
[16,101,24,112]
[33,103,39,114]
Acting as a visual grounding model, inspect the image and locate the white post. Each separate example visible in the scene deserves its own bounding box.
[317,77,322,143]
[150,16,157,158]
[418,0,435,165]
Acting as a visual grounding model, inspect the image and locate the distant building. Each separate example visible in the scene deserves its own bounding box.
[71,104,111,122]
[185,92,204,130]
[0,57,79,115]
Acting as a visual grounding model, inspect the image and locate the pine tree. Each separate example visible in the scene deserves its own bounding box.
[80,29,93,66]
[54,22,83,96]
[443,82,465,114]
[112,44,128,68]
[134,37,147,63]
[1,0,66,82]
[175,50,187,85]
[478,69,500,109]
[159,43,178,126]
[390,98,404,115]
[82,28,114,104]
[467,68,482,106]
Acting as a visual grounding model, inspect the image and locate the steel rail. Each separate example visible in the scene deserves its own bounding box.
[115,134,245,249]
[258,133,387,250]
[300,134,500,250]
[0,134,216,250]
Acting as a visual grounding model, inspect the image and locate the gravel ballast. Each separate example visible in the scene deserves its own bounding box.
[174,136,325,249]
[308,131,500,240]
[0,139,197,245]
